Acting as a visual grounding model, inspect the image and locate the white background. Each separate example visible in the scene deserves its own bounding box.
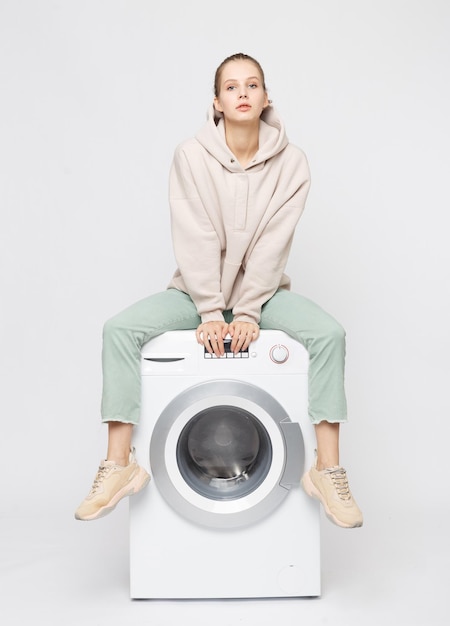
[1,1,449,624]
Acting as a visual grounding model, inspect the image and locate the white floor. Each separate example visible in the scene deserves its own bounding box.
[1,501,446,626]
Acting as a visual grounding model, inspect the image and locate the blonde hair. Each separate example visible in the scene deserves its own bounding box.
[214,53,267,97]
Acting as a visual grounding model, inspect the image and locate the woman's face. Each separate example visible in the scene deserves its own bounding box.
[214,59,269,124]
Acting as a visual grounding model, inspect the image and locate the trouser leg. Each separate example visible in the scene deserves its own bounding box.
[260,290,347,424]
[101,289,200,424]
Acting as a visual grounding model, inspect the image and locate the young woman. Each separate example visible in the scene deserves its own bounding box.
[75,53,363,529]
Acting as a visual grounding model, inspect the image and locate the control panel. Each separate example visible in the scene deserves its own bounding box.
[204,338,290,364]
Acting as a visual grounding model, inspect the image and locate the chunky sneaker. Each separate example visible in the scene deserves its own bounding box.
[75,447,150,521]
[302,463,363,528]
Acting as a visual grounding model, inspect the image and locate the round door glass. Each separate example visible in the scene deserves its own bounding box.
[176,405,273,500]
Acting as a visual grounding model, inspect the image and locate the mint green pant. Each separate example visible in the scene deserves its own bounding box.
[101,288,347,425]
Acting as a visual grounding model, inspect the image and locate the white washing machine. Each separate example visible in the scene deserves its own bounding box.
[129,329,320,599]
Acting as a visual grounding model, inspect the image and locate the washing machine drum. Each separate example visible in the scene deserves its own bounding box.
[150,380,304,529]
[177,405,272,500]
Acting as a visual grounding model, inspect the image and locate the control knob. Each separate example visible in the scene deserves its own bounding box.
[269,344,289,364]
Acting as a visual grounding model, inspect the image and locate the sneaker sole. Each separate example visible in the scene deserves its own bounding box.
[301,471,363,529]
[75,467,151,522]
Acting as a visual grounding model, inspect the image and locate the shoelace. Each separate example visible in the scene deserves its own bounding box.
[89,464,113,495]
[326,467,352,501]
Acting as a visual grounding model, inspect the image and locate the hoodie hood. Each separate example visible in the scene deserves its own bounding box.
[195,104,289,170]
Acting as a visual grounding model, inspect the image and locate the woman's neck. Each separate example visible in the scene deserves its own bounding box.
[224,121,260,168]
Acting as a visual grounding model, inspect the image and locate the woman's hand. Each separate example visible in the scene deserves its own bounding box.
[228,321,260,353]
[196,321,230,357]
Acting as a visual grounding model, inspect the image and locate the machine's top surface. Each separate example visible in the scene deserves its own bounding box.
[141,329,309,375]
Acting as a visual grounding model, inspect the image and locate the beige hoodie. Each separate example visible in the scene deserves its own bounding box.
[167,105,311,324]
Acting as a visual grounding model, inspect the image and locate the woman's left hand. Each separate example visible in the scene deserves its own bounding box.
[228,321,260,353]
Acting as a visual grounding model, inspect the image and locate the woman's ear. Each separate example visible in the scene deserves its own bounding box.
[213,97,223,113]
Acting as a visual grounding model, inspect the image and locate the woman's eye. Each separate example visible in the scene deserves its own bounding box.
[249,83,258,89]
[227,85,236,91]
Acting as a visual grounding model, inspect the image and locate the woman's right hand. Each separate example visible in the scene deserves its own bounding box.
[196,321,229,357]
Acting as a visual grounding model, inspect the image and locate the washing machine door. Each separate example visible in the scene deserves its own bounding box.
[150,379,304,529]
